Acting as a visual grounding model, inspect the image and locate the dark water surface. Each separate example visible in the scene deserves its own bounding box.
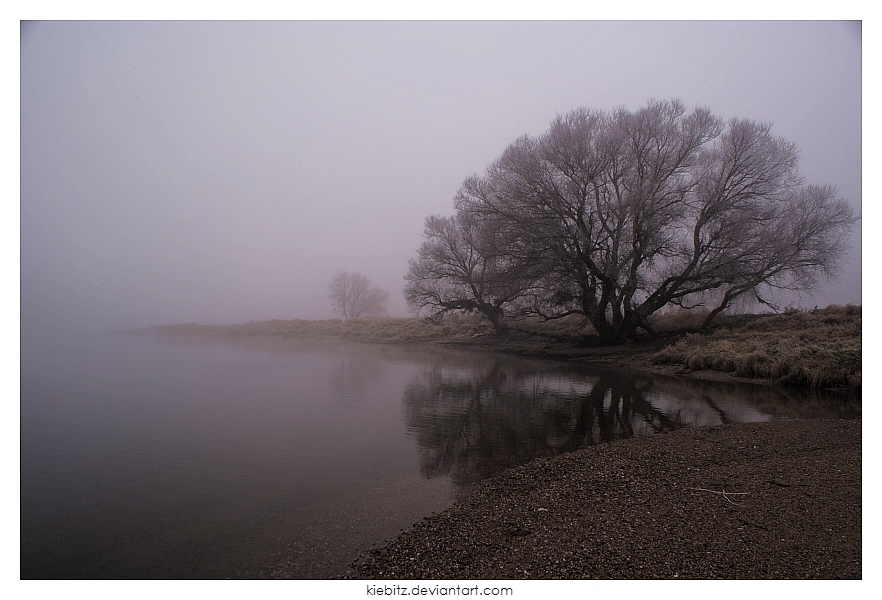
[20,328,858,579]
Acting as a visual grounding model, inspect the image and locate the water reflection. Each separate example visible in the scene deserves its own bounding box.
[329,353,387,406]
[402,357,858,489]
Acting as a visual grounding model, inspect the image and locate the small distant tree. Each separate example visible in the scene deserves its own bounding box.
[328,271,389,319]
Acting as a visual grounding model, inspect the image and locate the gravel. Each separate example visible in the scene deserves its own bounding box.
[347,419,861,579]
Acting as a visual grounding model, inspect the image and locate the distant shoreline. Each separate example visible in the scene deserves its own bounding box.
[144,304,861,392]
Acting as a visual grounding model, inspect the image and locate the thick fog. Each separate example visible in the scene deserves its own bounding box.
[20,21,861,333]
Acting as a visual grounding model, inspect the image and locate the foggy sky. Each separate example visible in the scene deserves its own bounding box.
[20,21,862,333]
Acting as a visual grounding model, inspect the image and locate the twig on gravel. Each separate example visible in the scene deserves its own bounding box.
[690,488,748,506]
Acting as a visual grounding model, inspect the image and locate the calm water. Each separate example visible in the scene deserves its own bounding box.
[20,327,858,579]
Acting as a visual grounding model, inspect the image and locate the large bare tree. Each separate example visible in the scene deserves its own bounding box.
[444,99,857,342]
[328,271,388,319]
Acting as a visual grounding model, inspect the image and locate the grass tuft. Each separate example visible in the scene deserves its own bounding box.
[652,305,861,390]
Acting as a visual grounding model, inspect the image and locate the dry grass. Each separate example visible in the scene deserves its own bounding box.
[647,308,760,333]
[652,305,861,390]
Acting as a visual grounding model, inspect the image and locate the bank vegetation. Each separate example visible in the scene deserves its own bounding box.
[652,304,861,389]
[146,304,860,391]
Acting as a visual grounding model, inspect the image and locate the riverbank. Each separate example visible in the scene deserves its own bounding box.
[347,418,861,579]
[145,304,861,392]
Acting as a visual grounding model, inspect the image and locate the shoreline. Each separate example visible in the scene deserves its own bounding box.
[140,326,790,391]
[431,334,785,388]
[143,305,861,393]
[345,418,861,580]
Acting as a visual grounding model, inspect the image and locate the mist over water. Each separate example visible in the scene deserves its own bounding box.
[22,331,453,578]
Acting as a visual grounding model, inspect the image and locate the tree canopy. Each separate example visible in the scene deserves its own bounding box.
[404,211,539,334]
[405,99,857,342]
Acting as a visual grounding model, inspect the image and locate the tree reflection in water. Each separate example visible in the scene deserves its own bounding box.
[401,357,858,490]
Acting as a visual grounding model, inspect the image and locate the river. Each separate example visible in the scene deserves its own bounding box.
[20,327,858,578]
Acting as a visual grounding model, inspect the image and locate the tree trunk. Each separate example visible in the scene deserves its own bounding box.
[483,305,508,335]
[700,302,729,330]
